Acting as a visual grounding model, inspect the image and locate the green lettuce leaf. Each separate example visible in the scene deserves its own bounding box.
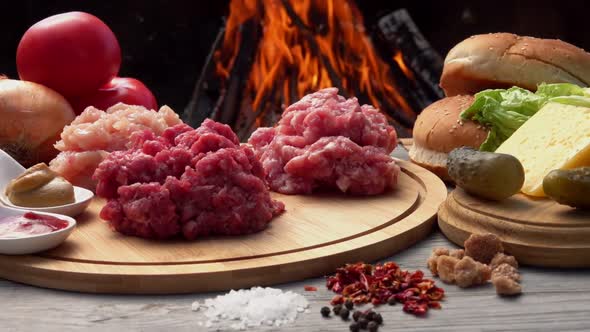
[535,82,586,98]
[460,82,589,151]
[479,128,503,152]
[549,96,590,108]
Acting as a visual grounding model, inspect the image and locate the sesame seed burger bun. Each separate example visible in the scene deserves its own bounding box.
[409,95,489,181]
[440,33,590,96]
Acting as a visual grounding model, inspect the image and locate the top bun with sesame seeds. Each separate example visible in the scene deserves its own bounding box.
[409,95,488,181]
[440,33,590,96]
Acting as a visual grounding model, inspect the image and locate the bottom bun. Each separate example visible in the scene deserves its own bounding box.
[408,143,452,182]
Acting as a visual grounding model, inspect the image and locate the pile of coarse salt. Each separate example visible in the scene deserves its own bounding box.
[192,287,310,330]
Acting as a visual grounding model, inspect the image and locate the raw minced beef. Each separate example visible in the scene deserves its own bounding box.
[248,88,400,195]
[94,119,284,240]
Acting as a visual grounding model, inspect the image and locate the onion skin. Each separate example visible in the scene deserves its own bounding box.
[0,77,75,167]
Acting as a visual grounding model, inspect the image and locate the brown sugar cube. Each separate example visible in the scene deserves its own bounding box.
[450,249,465,259]
[492,263,520,281]
[454,256,492,288]
[427,256,438,276]
[427,248,450,276]
[464,233,504,264]
[492,275,522,296]
[490,253,519,270]
[433,248,450,256]
[437,255,460,284]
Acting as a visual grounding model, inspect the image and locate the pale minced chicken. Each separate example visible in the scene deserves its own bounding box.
[49,103,182,190]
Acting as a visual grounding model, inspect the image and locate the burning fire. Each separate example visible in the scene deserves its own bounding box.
[215,0,416,130]
[393,50,415,82]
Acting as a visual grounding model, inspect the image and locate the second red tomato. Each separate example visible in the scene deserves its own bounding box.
[73,77,158,113]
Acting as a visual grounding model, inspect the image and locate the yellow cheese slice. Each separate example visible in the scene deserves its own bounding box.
[495,102,590,197]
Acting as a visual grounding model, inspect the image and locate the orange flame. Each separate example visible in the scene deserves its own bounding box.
[215,0,416,127]
[393,50,415,82]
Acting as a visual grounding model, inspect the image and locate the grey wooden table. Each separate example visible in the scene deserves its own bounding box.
[1,232,589,332]
[1,146,589,332]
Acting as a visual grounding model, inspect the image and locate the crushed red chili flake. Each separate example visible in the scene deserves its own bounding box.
[326,262,445,316]
[304,286,318,291]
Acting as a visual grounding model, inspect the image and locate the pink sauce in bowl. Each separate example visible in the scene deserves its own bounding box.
[0,212,69,239]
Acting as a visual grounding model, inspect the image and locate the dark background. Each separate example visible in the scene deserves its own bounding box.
[1,0,587,116]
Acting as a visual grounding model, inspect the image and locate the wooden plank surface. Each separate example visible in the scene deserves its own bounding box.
[1,232,589,332]
[1,146,589,331]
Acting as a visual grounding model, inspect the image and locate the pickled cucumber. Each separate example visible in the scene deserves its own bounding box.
[543,167,590,209]
[447,147,524,200]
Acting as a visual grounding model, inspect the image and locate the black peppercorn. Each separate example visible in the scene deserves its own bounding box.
[320,306,331,317]
[349,322,360,332]
[344,299,354,310]
[358,318,369,329]
[333,304,343,315]
[365,310,376,321]
[387,296,397,305]
[368,321,379,332]
[340,308,350,320]
[374,313,383,325]
[352,310,362,322]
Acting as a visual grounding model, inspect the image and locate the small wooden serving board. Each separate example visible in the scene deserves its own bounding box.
[0,160,447,294]
[438,188,590,267]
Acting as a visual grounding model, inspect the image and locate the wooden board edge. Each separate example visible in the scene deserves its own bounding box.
[438,191,590,268]
[0,160,448,294]
[0,214,438,294]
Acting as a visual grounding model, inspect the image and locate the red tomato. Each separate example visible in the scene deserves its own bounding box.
[72,77,158,113]
[16,11,121,98]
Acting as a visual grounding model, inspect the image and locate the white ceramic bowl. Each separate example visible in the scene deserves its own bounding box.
[0,207,76,255]
[0,149,94,217]
[0,186,94,217]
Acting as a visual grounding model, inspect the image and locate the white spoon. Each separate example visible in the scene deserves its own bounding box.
[0,205,76,255]
[0,149,94,217]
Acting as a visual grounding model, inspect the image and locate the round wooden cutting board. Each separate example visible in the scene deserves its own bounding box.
[438,188,590,268]
[0,160,447,294]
